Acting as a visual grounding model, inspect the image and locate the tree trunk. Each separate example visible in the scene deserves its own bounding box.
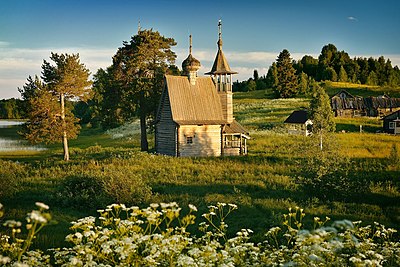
[140,111,148,151]
[60,93,70,161]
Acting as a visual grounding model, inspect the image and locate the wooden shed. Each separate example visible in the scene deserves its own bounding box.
[155,22,249,157]
[382,110,400,134]
[284,110,313,136]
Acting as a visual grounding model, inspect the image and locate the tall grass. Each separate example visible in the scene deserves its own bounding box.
[0,90,399,249]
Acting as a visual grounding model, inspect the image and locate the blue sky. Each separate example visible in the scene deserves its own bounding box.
[1,0,400,99]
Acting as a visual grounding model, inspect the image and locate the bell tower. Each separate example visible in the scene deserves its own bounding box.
[206,20,237,123]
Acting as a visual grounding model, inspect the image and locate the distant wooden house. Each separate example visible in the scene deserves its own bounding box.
[331,90,400,117]
[382,110,400,134]
[331,90,365,117]
[155,22,249,157]
[284,110,313,136]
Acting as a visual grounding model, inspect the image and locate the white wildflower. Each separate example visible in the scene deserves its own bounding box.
[150,203,159,209]
[35,202,49,210]
[188,204,198,212]
[0,255,11,264]
[228,203,238,209]
[28,210,47,223]
[3,220,22,228]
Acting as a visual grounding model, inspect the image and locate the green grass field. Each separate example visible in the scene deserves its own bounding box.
[0,83,399,250]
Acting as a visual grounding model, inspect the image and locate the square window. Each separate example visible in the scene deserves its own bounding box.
[186,136,193,144]
[389,122,395,129]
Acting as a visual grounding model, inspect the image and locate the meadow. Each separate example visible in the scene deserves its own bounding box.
[0,82,399,252]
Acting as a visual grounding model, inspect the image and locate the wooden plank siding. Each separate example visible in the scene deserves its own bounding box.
[155,91,177,156]
[178,125,222,157]
[218,92,233,123]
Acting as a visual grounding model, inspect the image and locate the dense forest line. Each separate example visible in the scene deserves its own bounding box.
[233,43,400,94]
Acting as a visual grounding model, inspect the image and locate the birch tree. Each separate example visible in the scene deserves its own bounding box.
[308,84,335,150]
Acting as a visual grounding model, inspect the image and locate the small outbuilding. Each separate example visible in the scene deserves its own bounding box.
[382,110,400,134]
[284,110,313,136]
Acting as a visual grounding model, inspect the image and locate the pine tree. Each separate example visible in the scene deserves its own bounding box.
[298,72,308,95]
[266,62,278,89]
[112,29,177,151]
[338,66,348,82]
[23,53,92,161]
[367,71,378,85]
[275,49,298,98]
[253,69,259,80]
[309,84,335,150]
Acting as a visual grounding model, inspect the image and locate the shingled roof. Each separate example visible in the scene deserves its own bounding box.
[205,20,237,75]
[284,110,310,124]
[164,75,226,125]
[223,120,250,137]
[206,48,238,75]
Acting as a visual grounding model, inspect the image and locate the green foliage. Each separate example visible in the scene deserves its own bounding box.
[297,137,368,201]
[1,202,399,266]
[274,49,298,98]
[367,70,379,85]
[111,28,177,151]
[246,79,256,91]
[388,143,399,169]
[309,84,336,133]
[21,53,92,161]
[56,169,152,210]
[297,71,309,95]
[0,99,26,119]
[338,65,348,82]
[56,175,109,209]
[0,160,26,199]
[322,66,338,82]
[23,90,80,144]
[293,43,400,87]
[265,62,278,89]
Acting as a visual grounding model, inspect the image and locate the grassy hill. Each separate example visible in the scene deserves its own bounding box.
[0,83,399,250]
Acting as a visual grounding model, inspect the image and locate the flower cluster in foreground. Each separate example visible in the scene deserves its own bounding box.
[0,202,399,266]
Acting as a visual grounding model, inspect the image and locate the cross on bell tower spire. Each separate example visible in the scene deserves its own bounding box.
[218,19,222,48]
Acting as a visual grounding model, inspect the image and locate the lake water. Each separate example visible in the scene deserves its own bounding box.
[0,120,46,152]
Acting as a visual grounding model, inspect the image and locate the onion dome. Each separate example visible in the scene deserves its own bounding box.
[182,35,201,75]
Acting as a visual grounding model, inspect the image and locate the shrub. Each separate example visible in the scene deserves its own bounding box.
[296,138,369,201]
[0,160,26,199]
[56,172,152,210]
[56,175,109,209]
[102,172,152,205]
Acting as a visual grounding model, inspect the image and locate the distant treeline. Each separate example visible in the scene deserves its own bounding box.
[233,43,400,92]
[0,98,89,122]
[0,98,26,119]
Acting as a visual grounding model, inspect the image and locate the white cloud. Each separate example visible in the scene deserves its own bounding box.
[348,16,358,21]
[0,41,10,47]
[0,47,114,99]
